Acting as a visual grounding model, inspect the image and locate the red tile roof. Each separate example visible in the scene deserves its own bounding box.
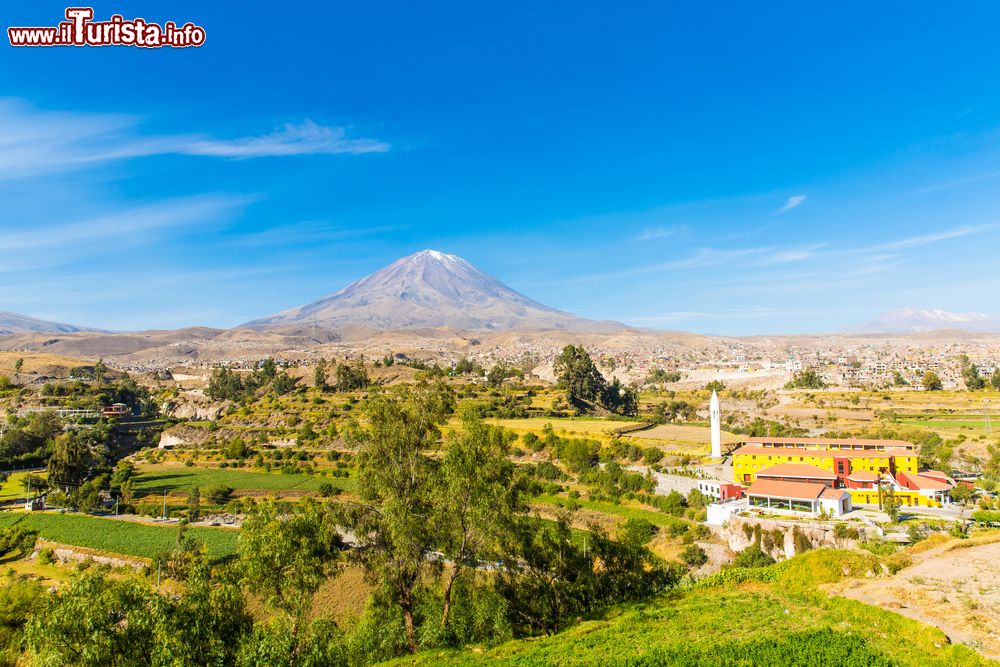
[745,479,826,501]
[756,463,837,480]
[846,470,879,481]
[897,471,952,491]
[820,487,849,500]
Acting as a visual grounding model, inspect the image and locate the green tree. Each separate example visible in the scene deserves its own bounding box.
[187,486,201,522]
[335,359,369,392]
[238,500,343,661]
[93,358,107,384]
[313,358,329,391]
[785,369,827,389]
[47,432,93,491]
[110,459,135,490]
[435,413,521,633]
[553,345,606,407]
[13,358,23,375]
[344,393,441,652]
[921,371,943,391]
[271,372,299,396]
[119,478,135,506]
[948,484,974,505]
[960,355,986,391]
[881,486,902,522]
[486,361,523,388]
[26,574,160,666]
[704,379,727,393]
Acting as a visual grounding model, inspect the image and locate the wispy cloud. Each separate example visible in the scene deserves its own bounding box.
[757,244,825,265]
[631,225,688,242]
[177,121,389,158]
[0,99,388,179]
[903,170,1000,197]
[233,220,402,246]
[868,223,996,251]
[776,194,806,214]
[0,194,252,271]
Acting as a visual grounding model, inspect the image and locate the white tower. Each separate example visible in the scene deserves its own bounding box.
[710,389,722,458]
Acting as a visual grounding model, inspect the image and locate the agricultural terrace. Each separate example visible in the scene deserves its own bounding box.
[0,512,237,561]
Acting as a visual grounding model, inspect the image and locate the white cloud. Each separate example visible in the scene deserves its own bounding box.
[776,194,806,214]
[631,225,688,242]
[0,99,388,179]
[0,194,252,271]
[233,220,402,247]
[177,120,389,158]
[869,223,996,251]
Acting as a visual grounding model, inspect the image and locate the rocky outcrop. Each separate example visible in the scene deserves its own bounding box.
[715,515,870,560]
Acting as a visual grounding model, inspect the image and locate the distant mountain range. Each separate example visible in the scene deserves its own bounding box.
[0,311,97,336]
[847,308,1000,334]
[244,250,625,332]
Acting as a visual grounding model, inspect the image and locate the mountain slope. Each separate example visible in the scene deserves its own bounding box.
[0,311,96,336]
[847,308,1000,334]
[244,250,622,332]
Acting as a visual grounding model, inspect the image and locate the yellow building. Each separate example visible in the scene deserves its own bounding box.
[731,437,945,509]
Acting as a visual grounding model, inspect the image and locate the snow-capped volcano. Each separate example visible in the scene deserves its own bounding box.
[848,308,1000,334]
[243,250,620,332]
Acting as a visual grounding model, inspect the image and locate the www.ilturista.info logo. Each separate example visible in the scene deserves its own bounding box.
[8,8,206,48]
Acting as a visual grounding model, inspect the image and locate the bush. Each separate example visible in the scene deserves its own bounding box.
[318,483,338,498]
[36,547,55,565]
[205,485,234,504]
[731,545,776,568]
[680,544,708,568]
[0,526,38,558]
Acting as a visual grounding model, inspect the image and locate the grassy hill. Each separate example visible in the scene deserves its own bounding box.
[387,550,995,666]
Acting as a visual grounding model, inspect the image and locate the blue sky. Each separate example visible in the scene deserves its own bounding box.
[3,1,1000,334]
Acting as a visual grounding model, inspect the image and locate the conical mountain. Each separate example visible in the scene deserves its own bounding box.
[244,250,622,332]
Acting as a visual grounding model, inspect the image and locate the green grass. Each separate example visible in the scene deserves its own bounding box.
[0,512,238,561]
[133,464,356,496]
[0,471,46,503]
[387,549,994,666]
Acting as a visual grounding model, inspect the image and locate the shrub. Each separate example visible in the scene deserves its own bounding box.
[680,544,708,568]
[731,545,776,568]
[205,485,234,505]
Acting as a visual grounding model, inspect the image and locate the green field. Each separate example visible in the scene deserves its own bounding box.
[0,471,46,503]
[388,551,993,667]
[0,512,238,561]
[133,464,356,496]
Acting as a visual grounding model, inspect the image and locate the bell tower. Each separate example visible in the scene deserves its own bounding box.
[710,389,722,458]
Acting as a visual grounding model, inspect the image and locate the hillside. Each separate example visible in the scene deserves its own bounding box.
[388,550,995,666]
[0,311,97,335]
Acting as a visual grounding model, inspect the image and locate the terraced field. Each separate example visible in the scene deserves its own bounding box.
[0,512,238,560]
[133,463,356,496]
